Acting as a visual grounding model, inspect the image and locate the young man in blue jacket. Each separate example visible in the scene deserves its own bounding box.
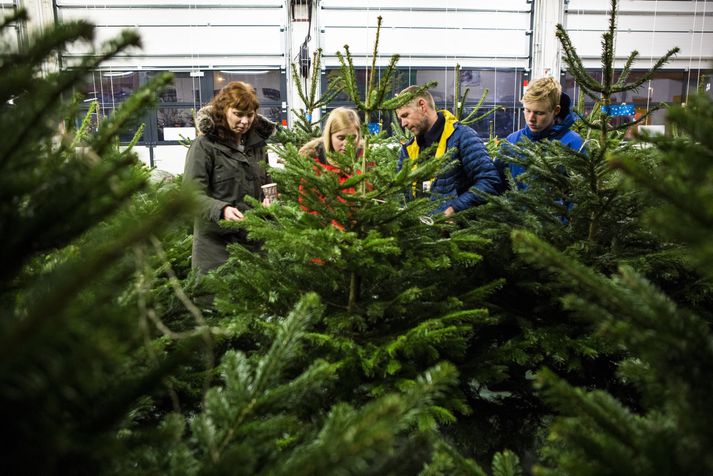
[396,86,503,216]
[504,76,585,189]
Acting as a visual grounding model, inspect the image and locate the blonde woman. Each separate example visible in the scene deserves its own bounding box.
[298,107,365,231]
[299,107,362,163]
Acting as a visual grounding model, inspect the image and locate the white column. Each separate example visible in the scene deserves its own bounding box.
[19,0,58,73]
[19,0,54,34]
[286,0,321,126]
[531,0,566,79]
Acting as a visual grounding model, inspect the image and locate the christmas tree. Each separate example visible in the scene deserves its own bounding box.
[1,10,493,475]
[512,92,713,476]
[444,0,704,463]
[188,16,508,469]
[0,8,196,474]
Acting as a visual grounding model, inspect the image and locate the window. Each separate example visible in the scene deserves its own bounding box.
[157,72,203,104]
[212,70,285,124]
[560,69,711,126]
[152,72,204,142]
[83,71,144,107]
[323,67,524,138]
[75,71,147,143]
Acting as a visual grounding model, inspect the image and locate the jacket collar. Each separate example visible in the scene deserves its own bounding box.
[195,105,276,149]
[417,111,446,149]
[406,110,458,159]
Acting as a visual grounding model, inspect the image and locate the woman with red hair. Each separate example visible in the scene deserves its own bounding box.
[184,81,275,272]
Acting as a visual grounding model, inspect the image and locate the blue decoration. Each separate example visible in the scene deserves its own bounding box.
[601,103,636,117]
[305,113,312,122]
[367,122,382,134]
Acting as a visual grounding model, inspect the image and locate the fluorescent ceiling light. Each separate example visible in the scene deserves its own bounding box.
[219,70,269,75]
[102,72,134,77]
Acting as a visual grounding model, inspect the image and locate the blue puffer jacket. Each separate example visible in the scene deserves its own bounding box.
[397,110,502,212]
[504,93,585,189]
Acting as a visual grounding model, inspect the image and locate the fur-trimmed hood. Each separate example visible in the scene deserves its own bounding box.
[195,105,276,146]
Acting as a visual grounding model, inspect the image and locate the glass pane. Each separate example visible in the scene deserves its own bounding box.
[469,108,518,139]
[611,71,685,105]
[259,106,283,124]
[685,71,712,100]
[83,71,143,107]
[155,72,202,104]
[75,105,144,143]
[563,70,690,125]
[412,69,521,108]
[156,106,283,142]
[324,68,413,104]
[212,70,283,103]
[157,107,195,141]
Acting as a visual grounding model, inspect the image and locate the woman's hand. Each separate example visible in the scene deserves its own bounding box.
[223,206,244,221]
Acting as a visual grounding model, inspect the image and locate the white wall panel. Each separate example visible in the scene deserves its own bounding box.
[320,0,528,12]
[320,9,530,30]
[319,2,532,69]
[58,7,282,26]
[0,2,18,52]
[322,27,530,63]
[567,0,709,15]
[564,0,713,69]
[568,29,711,55]
[567,13,711,32]
[57,3,286,69]
[69,25,282,54]
[57,0,282,6]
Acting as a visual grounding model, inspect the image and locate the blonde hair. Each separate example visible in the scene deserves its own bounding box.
[522,77,561,111]
[398,85,436,110]
[322,107,361,153]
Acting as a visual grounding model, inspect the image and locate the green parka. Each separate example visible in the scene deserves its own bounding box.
[184,107,275,272]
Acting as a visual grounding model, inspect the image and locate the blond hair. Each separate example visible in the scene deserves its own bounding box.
[522,77,562,111]
[398,85,436,110]
[322,107,361,153]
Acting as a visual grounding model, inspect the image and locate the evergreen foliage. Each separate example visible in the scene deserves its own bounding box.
[0,9,197,474]
[509,95,713,476]
[2,10,494,476]
[5,2,711,474]
[192,14,505,469]
[272,48,339,148]
[452,63,503,127]
[448,0,705,463]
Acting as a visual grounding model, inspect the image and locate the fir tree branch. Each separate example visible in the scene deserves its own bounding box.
[613,50,639,89]
[308,49,321,108]
[290,61,310,107]
[336,45,364,110]
[374,54,401,112]
[556,24,603,100]
[0,6,27,30]
[601,31,615,97]
[366,16,383,109]
[1,29,142,166]
[0,192,194,361]
[214,294,323,459]
[71,99,99,148]
[605,104,665,132]
[613,47,680,94]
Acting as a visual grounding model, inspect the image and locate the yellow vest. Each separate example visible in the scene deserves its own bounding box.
[406,110,457,194]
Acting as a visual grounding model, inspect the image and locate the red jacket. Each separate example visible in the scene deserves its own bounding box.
[299,158,362,231]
